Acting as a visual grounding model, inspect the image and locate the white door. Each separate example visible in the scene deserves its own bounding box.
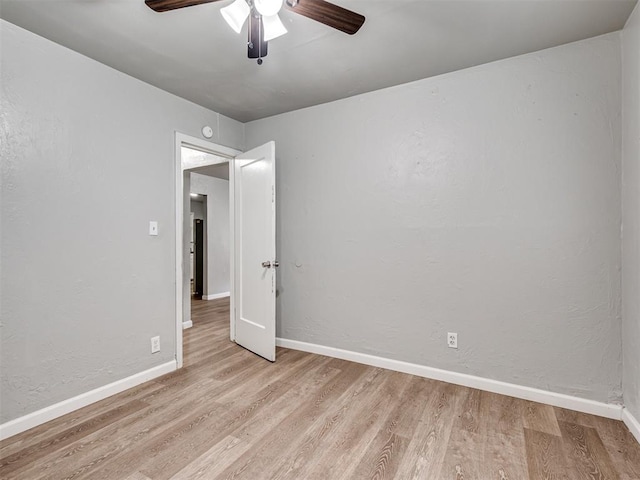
[234,141,276,361]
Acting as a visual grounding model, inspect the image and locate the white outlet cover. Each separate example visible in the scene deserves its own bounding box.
[149,221,158,236]
[151,336,160,353]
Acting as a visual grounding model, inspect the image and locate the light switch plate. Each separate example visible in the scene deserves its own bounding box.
[149,221,158,236]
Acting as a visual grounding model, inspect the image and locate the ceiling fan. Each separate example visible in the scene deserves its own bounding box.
[145,0,365,64]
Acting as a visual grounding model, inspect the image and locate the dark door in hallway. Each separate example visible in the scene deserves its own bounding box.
[194,218,204,299]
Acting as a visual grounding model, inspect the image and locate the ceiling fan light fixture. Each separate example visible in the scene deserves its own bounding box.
[254,0,283,17]
[221,0,250,33]
[262,13,287,41]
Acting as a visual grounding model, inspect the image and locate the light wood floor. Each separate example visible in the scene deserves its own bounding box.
[2,298,639,479]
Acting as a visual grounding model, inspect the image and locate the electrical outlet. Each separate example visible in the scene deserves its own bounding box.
[151,336,160,354]
[447,332,458,349]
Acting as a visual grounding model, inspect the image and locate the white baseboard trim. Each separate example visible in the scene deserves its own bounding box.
[183,320,193,329]
[203,292,230,301]
[0,360,177,441]
[622,407,640,444]
[276,338,623,421]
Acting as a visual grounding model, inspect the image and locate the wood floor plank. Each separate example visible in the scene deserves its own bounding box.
[284,370,412,480]
[458,387,483,434]
[167,361,344,479]
[554,406,598,428]
[438,388,529,479]
[0,399,148,476]
[559,421,620,480]
[523,401,562,436]
[438,430,484,480]
[348,431,409,480]
[437,388,487,479]
[591,415,640,480]
[481,430,529,480]
[524,427,576,480]
[10,377,224,480]
[123,473,153,480]
[2,297,639,480]
[176,361,345,480]
[211,349,312,406]
[214,363,386,480]
[343,375,432,480]
[169,436,247,480]
[479,391,529,480]
[137,354,338,479]
[379,376,439,439]
[393,382,463,480]
[0,380,164,460]
[123,382,296,478]
[483,391,525,436]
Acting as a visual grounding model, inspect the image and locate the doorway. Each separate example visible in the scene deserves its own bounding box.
[174,133,278,368]
[174,133,240,369]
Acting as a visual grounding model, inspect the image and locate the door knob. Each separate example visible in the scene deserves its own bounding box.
[261,260,280,268]
[272,261,280,268]
[261,261,271,268]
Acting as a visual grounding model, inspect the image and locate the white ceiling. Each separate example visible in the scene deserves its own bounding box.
[191,162,230,180]
[1,0,636,122]
[182,146,230,179]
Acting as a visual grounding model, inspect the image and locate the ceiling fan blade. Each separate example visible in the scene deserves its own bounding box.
[284,0,365,35]
[145,0,224,13]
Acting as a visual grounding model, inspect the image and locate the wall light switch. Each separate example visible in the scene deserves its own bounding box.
[149,221,158,236]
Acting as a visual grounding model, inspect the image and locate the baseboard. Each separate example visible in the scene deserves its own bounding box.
[0,360,177,441]
[276,338,623,421]
[183,320,193,329]
[203,292,230,301]
[623,407,640,444]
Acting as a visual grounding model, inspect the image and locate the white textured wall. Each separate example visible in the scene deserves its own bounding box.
[623,4,640,422]
[191,173,231,297]
[246,34,623,403]
[0,20,243,423]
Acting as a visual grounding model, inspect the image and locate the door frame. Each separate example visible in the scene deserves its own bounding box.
[174,132,241,369]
